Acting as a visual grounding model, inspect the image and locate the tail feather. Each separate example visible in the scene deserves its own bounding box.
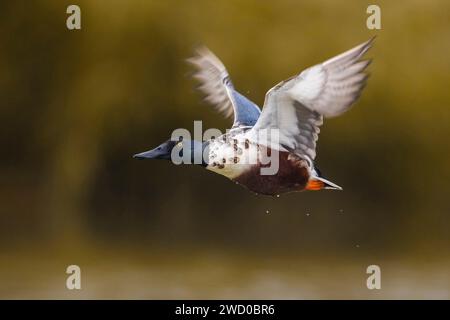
[306,176,343,191]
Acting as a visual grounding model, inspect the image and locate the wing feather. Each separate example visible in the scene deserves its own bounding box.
[248,38,374,161]
[188,47,261,128]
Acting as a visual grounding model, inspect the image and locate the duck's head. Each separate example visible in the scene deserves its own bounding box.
[133,139,179,160]
[133,138,208,166]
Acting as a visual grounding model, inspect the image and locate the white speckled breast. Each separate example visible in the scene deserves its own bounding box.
[206,130,260,179]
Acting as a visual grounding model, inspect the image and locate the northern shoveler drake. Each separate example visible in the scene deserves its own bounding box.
[134,38,374,196]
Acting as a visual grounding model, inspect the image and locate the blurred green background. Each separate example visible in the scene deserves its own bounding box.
[0,0,449,298]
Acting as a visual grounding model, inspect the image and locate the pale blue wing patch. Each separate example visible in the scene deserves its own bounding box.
[188,46,261,128]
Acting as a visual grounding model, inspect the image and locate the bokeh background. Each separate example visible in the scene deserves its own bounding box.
[0,0,449,299]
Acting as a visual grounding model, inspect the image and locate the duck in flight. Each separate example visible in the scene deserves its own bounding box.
[134,38,374,196]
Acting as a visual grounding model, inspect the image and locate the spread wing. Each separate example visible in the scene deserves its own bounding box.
[247,38,374,161]
[187,46,261,128]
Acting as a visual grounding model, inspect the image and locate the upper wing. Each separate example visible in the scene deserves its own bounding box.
[187,46,261,128]
[248,38,374,161]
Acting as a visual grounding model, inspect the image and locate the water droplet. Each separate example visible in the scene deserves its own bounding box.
[306,213,310,216]
[356,244,360,248]
[276,194,280,198]
[266,210,270,214]
[339,209,344,214]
